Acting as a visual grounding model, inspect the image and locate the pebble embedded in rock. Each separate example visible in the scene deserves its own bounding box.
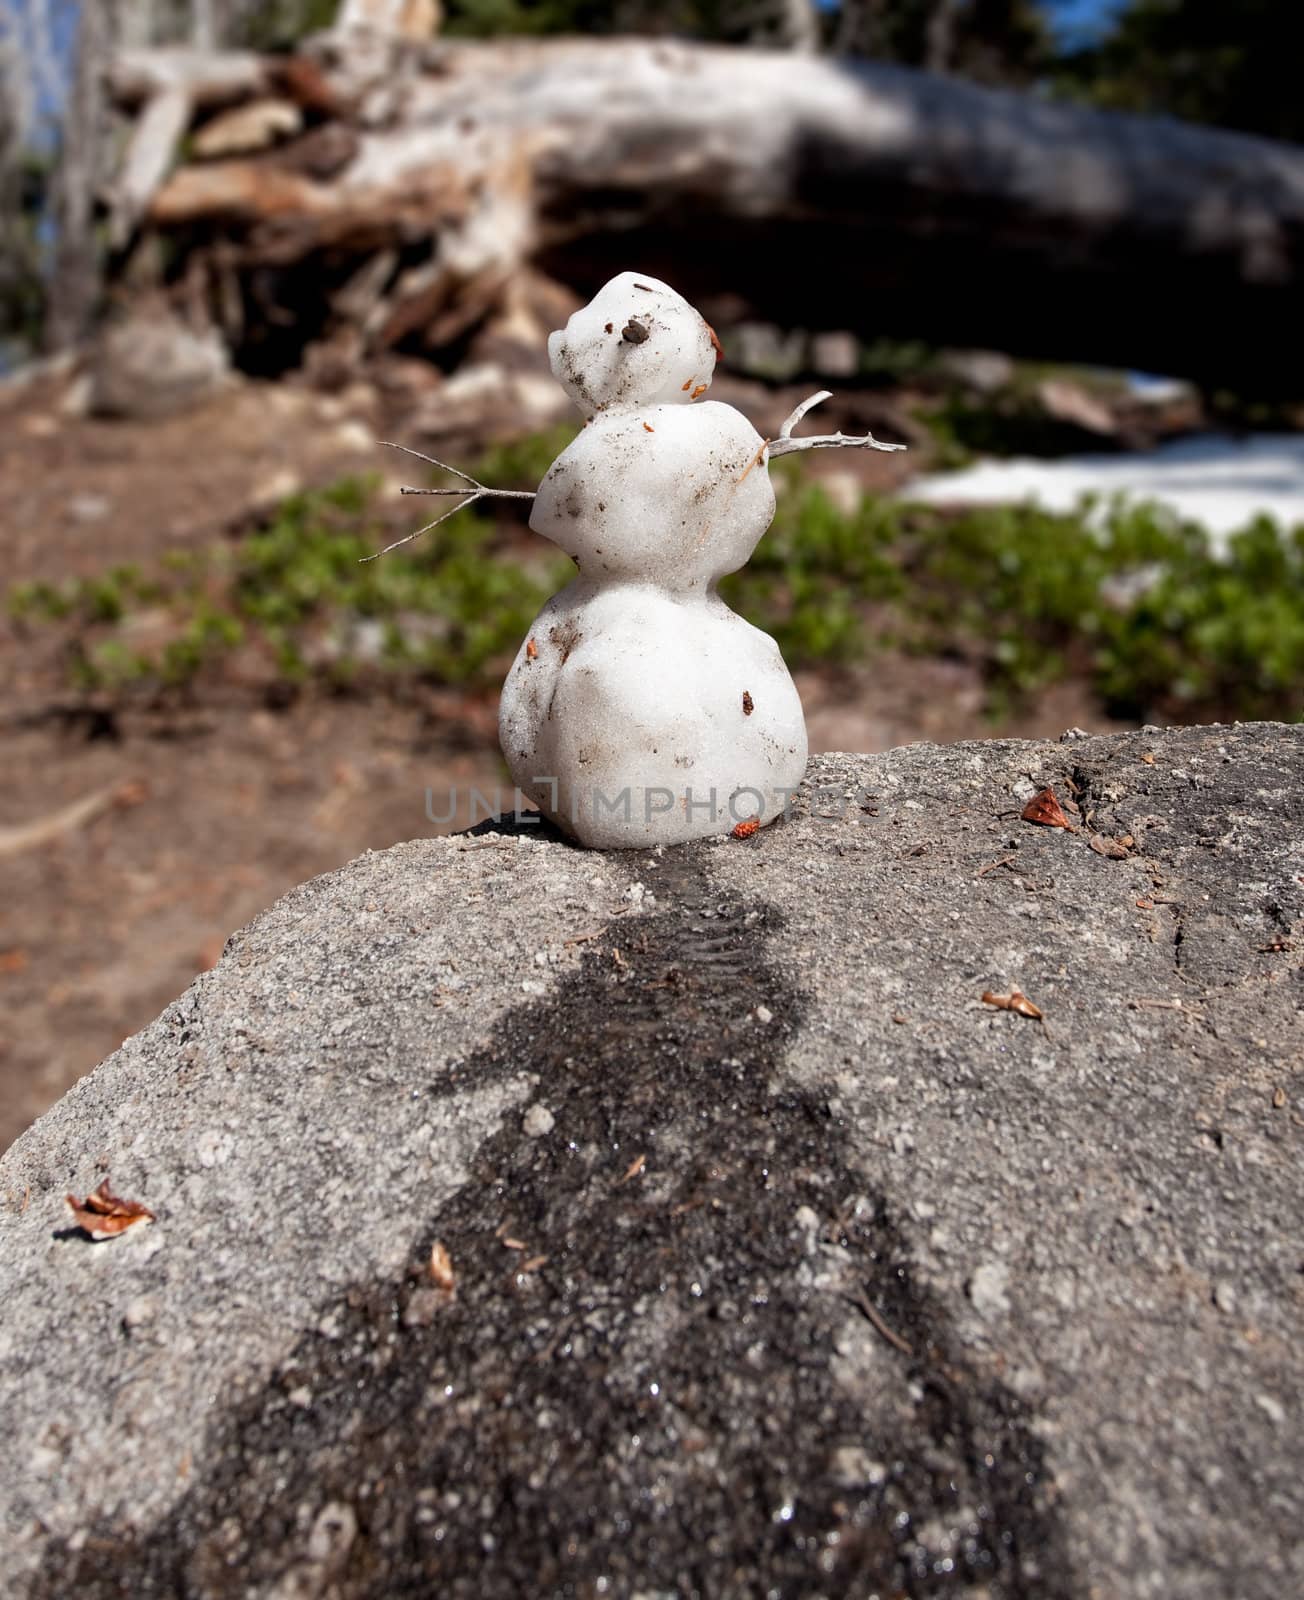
[307,1501,357,1564]
[968,1260,1011,1319]
[1254,1393,1286,1427]
[123,1296,158,1331]
[523,1104,555,1138]
[829,1446,888,1488]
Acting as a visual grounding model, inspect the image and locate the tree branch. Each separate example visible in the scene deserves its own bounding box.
[766,390,906,457]
[362,441,535,560]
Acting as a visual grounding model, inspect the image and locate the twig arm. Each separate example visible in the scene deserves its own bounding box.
[377,440,483,490]
[362,441,537,561]
[767,430,907,457]
[778,389,833,437]
[765,390,907,458]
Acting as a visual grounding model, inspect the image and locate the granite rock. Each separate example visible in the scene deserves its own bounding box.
[2,727,1302,1599]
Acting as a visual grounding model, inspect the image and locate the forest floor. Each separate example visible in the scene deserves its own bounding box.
[0,368,1125,1152]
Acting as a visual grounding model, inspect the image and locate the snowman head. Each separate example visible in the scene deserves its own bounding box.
[548,271,719,414]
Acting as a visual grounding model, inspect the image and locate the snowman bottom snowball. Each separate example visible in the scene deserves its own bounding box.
[502,582,808,850]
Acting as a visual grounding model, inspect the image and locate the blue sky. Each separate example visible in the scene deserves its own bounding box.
[809,1,1131,45]
[1043,0,1130,45]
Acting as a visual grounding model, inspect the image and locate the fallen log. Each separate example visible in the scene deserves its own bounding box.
[118,38,1304,389]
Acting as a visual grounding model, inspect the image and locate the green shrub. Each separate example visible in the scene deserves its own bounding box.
[8,471,566,698]
[7,432,1303,726]
[721,474,903,662]
[729,469,1303,723]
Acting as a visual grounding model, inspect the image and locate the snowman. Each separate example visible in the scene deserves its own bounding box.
[380,271,904,849]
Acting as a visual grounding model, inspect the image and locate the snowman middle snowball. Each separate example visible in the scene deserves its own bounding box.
[499,271,808,849]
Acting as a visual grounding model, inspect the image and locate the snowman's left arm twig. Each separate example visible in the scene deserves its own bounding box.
[765,390,907,459]
[361,441,536,561]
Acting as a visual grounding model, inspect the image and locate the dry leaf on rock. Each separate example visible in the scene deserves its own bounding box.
[1021,788,1072,830]
[1088,833,1133,859]
[428,1240,455,1291]
[981,989,1044,1020]
[65,1179,155,1240]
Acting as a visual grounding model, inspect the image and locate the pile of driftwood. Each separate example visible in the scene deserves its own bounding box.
[96,5,1304,393]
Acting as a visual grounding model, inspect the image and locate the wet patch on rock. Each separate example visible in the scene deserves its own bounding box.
[29,848,1074,1599]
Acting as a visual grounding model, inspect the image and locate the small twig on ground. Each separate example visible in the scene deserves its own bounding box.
[363,442,536,560]
[0,781,146,860]
[977,855,1019,877]
[848,1289,914,1357]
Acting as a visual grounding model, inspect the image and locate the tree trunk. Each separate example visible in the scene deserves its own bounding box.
[775,0,820,53]
[925,0,959,73]
[834,0,891,59]
[110,37,1304,389]
[46,0,120,348]
[516,41,1304,388]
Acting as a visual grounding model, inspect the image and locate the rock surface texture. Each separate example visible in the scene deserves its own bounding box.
[2,727,1302,1599]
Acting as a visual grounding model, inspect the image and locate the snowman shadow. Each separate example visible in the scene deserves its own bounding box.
[460,810,575,846]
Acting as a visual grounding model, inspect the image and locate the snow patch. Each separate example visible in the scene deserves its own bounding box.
[905,433,1304,553]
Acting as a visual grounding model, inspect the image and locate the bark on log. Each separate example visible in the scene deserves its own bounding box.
[126,38,1304,388]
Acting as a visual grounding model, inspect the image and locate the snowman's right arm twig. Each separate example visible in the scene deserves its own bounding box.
[361,442,536,561]
[765,390,907,459]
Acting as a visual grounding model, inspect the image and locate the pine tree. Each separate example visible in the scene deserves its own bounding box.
[1057,0,1303,146]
